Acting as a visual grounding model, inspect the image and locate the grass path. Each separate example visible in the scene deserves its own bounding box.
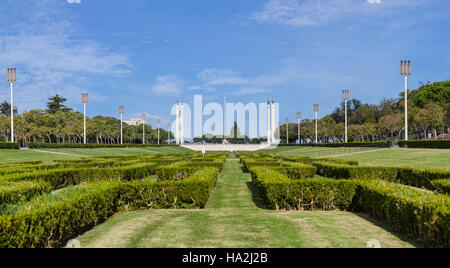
[75,156,425,248]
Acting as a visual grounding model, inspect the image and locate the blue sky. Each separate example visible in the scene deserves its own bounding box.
[1,0,449,131]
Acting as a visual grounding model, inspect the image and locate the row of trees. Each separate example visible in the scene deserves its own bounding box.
[0,96,171,145]
[279,81,450,143]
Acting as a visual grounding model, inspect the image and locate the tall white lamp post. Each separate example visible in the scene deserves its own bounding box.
[7,68,16,143]
[142,114,146,144]
[342,90,350,143]
[285,118,289,144]
[314,104,319,143]
[401,60,411,140]
[297,112,301,144]
[272,100,276,144]
[157,119,161,145]
[82,93,88,144]
[119,106,124,144]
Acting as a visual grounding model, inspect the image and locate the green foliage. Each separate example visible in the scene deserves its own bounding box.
[356,180,450,247]
[250,167,358,211]
[155,162,198,181]
[0,167,219,248]
[398,140,450,149]
[27,143,178,149]
[313,162,450,190]
[278,141,392,148]
[248,163,450,247]
[431,180,450,195]
[412,81,450,108]
[273,162,317,180]
[46,94,72,114]
[0,143,20,149]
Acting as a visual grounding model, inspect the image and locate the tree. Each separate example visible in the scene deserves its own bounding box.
[46,95,72,114]
[0,101,18,116]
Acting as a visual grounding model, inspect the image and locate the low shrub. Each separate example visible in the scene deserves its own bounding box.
[250,166,450,247]
[0,181,52,205]
[356,180,450,247]
[250,167,357,211]
[273,162,317,180]
[398,140,450,149]
[155,162,198,181]
[0,163,157,203]
[313,162,450,190]
[0,167,219,248]
[27,142,178,149]
[432,180,450,195]
[0,143,20,150]
[278,141,392,148]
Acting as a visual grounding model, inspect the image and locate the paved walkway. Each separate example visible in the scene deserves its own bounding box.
[182,144,273,152]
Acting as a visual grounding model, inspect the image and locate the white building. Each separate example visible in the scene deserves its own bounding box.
[124,118,144,126]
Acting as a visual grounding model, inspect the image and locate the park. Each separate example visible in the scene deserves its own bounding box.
[1,0,450,251]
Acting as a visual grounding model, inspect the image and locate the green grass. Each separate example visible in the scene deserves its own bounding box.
[261,146,450,169]
[75,157,427,248]
[0,149,80,163]
[0,146,191,163]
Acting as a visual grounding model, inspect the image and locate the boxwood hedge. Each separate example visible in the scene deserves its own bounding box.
[0,167,219,248]
[398,140,450,149]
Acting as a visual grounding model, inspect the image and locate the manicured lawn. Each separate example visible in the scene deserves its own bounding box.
[261,146,450,169]
[0,149,80,163]
[75,158,426,248]
[0,146,191,163]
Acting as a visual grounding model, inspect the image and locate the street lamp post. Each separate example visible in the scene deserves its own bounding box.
[342,90,350,143]
[82,93,88,144]
[314,104,319,143]
[7,68,16,143]
[157,119,161,145]
[119,106,124,144]
[267,100,271,145]
[297,112,301,144]
[142,114,146,144]
[401,60,411,140]
[285,118,289,144]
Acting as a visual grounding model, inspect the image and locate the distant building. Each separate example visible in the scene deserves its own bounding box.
[124,118,144,126]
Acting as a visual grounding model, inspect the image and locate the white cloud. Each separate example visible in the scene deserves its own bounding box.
[0,0,131,110]
[151,75,184,96]
[251,0,430,27]
[198,69,249,86]
[67,0,81,4]
[231,88,270,96]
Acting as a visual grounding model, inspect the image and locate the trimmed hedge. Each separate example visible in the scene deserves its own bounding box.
[356,180,450,247]
[278,141,392,148]
[432,180,450,195]
[398,140,450,149]
[0,143,20,150]
[0,168,219,248]
[27,142,179,149]
[155,162,199,181]
[249,166,450,247]
[273,162,317,180]
[0,163,157,204]
[250,167,358,210]
[313,162,450,190]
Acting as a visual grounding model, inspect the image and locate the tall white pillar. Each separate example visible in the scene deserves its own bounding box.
[180,102,184,145]
[176,101,180,145]
[267,101,271,145]
[271,100,276,143]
